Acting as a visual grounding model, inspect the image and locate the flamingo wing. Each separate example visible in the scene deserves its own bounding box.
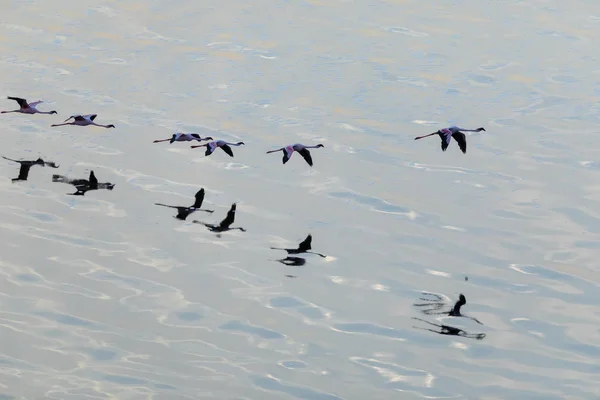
[28,100,43,108]
[220,144,234,157]
[83,114,97,121]
[17,164,31,180]
[297,148,313,166]
[71,115,85,122]
[193,188,205,208]
[219,204,237,228]
[451,132,467,154]
[297,234,312,252]
[439,132,451,152]
[7,97,28,108]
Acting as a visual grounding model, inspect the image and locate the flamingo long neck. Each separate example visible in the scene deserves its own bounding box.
[304,145,321,149]
[224,142,242,146]
[454,127,478,132]
[37,111,53,115]
[91,122,111,128]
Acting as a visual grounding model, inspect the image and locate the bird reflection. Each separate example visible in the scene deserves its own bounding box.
[3,156,59,182]
[155,188,214,220]
[193,203,246,236]
[52,170,115,196]
[412,317,486,340]
[276,256,306,266]
[414,292,483,325]
[270,234,326,257]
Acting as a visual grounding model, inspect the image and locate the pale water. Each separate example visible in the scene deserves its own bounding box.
[1,1,599,399]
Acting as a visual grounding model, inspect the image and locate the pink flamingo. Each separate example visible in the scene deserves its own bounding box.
[153,133,213,144]
[266,143,324,166]
[414,126,485,154]
[51,114,115,128]
[1,96,57,115]
[190,140,245,157]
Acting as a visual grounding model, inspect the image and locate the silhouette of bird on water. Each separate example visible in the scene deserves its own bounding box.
[2,156,59,182]
[193,203,246,233]
[414,126,485,154]
[155,188,214,220]
[52,170,115,196]
[413,293,482,324]
[270,234,326,257]
[412,317,485,340]
[275,256,307,266]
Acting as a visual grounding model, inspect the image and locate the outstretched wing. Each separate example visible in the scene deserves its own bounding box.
[65,115,82,122]
[44,161,59,168]
[2,156,19,163]
[220,144,234,157]
[155,203,179,209]
[28,100,43,108]
[17,164,31,180]
[297,148,313,166]
[193,188,205,208]
[7,97,28,108]
[88,171,98,186]
[84,114,97,121]
[219,203,237,228]
[439,132,451,152]
[451,132,467,154]
[297,234,312,252]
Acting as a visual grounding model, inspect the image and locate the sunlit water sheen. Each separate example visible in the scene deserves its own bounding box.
[1,1,599,399]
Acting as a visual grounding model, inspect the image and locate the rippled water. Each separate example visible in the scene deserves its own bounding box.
[1,1,599,399]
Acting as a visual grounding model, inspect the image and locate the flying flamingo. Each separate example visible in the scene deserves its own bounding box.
[271,234,326,257]
[2,156,59,182]
[155,188,214,220]
[190,140,245,157]
[1,97,57,115]
[414,126,485,154]
[153,133,213,144]
[193,203,246,233]
[51,114,115,128]
[266,143,324,166]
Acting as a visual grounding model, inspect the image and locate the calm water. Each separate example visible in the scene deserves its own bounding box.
[1,1,599,399]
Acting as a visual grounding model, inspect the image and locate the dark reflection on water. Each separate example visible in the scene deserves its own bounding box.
[276,256,306,266]
[412,317,486,340]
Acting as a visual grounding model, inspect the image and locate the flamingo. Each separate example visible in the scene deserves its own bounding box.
[1,97,57,115]
[414,126,485,154]
[266,143,324,166]
[52,170,115,196]
[155,188,214,220]
[193,203,246,233]
[190,140,245,157]
[271,234,326,257]
[51,114,115,128]
[2,156,59,182]
[153,133,213,144]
